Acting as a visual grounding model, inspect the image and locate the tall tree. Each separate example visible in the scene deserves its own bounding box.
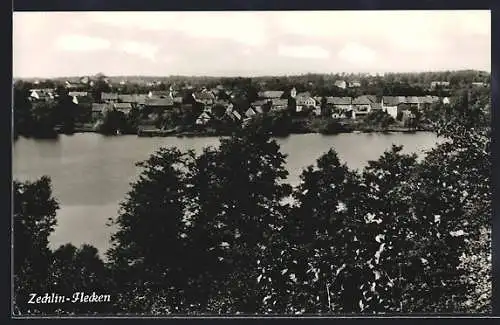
[13,176,59,314]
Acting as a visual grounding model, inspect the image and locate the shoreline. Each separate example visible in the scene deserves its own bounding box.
[62,127,433,138]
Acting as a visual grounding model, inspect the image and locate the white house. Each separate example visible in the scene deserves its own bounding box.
[442,97,450,105]
[334,80,347,89]
[195,111,212,125]
[245,107,257,118]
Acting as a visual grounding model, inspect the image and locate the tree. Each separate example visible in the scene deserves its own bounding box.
[187,129,292,313]
[13,176,59,314]
[107,148,197,313]
[47,244,111,314]
[280,150,365,313]
[13,83,34,137]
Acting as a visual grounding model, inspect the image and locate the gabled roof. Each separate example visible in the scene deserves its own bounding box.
[252,99,269,107]
[92,103,110,112]
[114,102,133,110]
[198,111,212,119]
[405,96,420,104]
[258,90,284,99]
[327,97,352,105]
[352,95,372,105]
[232,110,242,120]
[297,91,311,98]
[334,80,346,87]
[145,97,174,107]
[194,91,216,101]
[271,98,288,106]
[296,96,316,106]
[246,107,257,117]
[382,96,402,106]
[418,96,434,104]
[215,99,230,106]
[68,91,88,97]
[117,94,148,104]
[149,90,172,98]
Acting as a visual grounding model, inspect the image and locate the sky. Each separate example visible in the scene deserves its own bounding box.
[13,10,491,78]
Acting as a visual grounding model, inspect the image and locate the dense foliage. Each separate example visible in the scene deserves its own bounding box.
[13,87,491,314]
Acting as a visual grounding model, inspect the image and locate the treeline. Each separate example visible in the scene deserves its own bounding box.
[13,95,491,315]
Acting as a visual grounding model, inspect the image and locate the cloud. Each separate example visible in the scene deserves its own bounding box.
[90,12,268,47]
[338,43,377,65]
[278,44,330,59]
[119,41,159,61]
[55,34,110,52]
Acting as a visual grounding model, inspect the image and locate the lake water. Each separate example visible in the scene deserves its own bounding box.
[13,132,441,257]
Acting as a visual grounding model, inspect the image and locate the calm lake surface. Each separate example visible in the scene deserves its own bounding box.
[13,132,441,256]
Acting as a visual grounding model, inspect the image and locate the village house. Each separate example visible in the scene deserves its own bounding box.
[258,90,284,99]
[193,89,216,106]
[91,103,110,120]
[334,80,347,89]
[472,82,487,87]
[148,90,172,99]
[29,89,54,101]
[348,81,361,88]
[295,96,317,112]
[326,97,352,115]
[65,81,88,91]
[417,96,435,110]
[381,96,401,119]
[251,99,270,113]
[351,95,374,119]
[113,102,133,115]
[430,81,450,89]
[404,96,421,110]
[370,102,383,112]
[224,107,242,123]
[245,107,258,118]
[443,97,451,105]
[145,97,174,114]
[101,92,119,103]
[195,111,212,125]
[118,94,148,105]
[270,98,288,111]
[68,91,88,98]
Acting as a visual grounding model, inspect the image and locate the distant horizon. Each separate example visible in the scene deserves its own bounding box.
[14,11,490,78]
[13,68,491,81]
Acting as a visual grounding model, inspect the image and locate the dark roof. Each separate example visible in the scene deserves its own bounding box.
[145,97,174,107]
[214,99,230,106]
[327,97,352,105]
[258,90,284,99]
[297,91,311,98]
[195,91,216,101]
[383,96,403,106]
